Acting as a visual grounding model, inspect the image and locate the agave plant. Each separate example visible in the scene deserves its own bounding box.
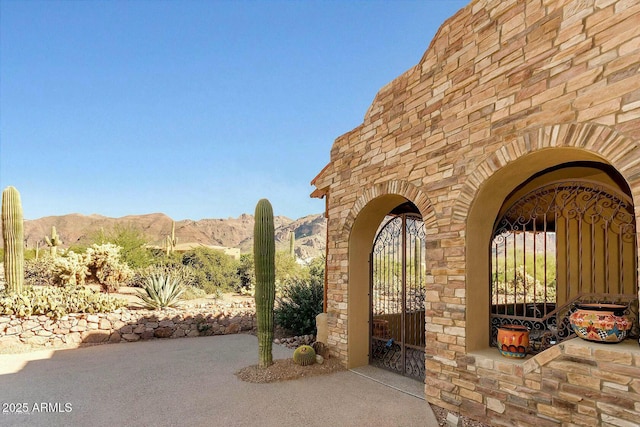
[136,272,185,309]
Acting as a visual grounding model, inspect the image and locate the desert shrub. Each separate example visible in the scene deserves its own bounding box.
[0,286,127,319]
[236,253,255,294]
[275,251,306,287]
[238,251,307,295]
[136,272,185,309]
[24,248,38,261]
[51,251,89,287]
[181,285,208,300]
[274,274,324,336]
[85,243,133,293]
[24,257,55,287]
[181,248,240,294]
[306,256,325,283]
[93,225,154,268]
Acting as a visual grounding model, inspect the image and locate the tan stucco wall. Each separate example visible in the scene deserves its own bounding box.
[312,0,640,424]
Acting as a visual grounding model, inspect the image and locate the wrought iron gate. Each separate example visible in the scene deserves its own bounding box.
[370,213,426,381]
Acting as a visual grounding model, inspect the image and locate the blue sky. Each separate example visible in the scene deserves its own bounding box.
[1,0,468,221]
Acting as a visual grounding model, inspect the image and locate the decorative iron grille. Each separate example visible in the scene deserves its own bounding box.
[491,180,639,352]
[370,214,426,381]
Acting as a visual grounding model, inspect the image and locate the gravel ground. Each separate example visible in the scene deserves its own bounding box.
[430,406,491,427]
[234,347,490,427]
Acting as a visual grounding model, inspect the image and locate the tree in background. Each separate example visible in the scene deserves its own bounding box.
[237,251,307,295]
[93,225,154,269]
[181,247,240,294]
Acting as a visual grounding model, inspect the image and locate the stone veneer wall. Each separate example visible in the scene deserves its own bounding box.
[311,0,640,425]
[442,340,640,426]
[0,302,255,349]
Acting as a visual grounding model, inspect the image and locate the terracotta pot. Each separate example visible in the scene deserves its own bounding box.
[569,303,631,343]
[497,325,529,358]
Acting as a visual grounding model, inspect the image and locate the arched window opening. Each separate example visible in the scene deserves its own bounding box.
[490,180,639,352]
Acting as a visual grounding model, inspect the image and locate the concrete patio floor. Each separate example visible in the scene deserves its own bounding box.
[0,334,439,426]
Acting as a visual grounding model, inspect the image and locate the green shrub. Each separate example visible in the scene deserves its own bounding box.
[181,248,240,294]
[237,251,308,295]
[136,272,185,309]
[94,225,155,269]
[24,248,38,261]
[236,253,255,294]
[275,251,305,291]
[0,286,127,319]
[274,274,324,336]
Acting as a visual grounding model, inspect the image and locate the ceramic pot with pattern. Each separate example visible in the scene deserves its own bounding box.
[569,303,631,343]
[497,324,529,358]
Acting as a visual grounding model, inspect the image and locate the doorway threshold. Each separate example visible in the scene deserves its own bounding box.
[349,365,425,400]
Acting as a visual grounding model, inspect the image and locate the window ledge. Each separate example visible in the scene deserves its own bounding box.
[469,338,640,375]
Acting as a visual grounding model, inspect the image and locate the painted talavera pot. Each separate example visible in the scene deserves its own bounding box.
[569,303,631,343]
[497,325,529,358]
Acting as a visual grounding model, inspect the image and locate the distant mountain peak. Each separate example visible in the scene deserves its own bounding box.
[12,212,326,260]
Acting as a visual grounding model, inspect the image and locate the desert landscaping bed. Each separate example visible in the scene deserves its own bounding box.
[0,287,256,353]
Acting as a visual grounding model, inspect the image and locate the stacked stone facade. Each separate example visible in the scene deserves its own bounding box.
[312,0,640,425]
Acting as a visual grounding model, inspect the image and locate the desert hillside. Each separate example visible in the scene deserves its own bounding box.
[4,212,326,261]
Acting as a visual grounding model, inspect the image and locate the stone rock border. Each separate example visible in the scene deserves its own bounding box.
[0,301,256,350]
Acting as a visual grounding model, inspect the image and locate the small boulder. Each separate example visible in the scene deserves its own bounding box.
[154,327,173,338]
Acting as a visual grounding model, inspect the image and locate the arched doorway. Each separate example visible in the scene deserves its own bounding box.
[370,202,426,381]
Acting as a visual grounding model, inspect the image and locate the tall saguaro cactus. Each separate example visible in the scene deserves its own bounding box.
[2,186,24,294]
[254,198,275,368]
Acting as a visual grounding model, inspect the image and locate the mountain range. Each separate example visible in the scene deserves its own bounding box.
[6,212,327,261]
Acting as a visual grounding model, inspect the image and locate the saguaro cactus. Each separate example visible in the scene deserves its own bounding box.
[254,198,275,368]
[45,225,62,257]
[2,186,24,294]
[289,230,295,259]
[165,221,178,256]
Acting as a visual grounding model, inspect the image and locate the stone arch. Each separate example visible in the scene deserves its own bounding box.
[343,179,436,237]
[343,180,435,368]
[455,123,640,223]
[462,123,640,351]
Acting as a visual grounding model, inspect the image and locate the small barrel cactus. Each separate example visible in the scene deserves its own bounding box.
[293,345,316,366]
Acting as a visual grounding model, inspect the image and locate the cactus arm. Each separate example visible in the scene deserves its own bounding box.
[254,199,275,368]
[2,186,25,294]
